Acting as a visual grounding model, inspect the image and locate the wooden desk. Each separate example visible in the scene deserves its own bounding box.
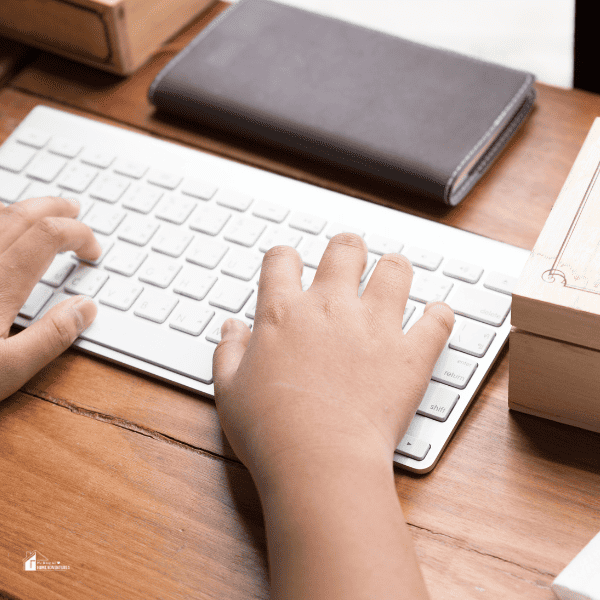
[1,3,599,598]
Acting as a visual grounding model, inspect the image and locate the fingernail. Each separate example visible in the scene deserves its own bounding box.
[221,318,234,338]
[91,238,103,259]
[72,297,97,333]
[65,197,80,209]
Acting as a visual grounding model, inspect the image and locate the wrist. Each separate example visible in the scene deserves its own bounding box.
[251,445,396,515]
[252,450,428,600]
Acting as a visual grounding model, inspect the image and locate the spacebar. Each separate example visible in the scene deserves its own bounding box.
[79,306,215,384]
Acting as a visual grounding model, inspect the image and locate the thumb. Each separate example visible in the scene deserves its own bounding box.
[212,318,252,392]
[405,301,455,368]
[2,295,96,397]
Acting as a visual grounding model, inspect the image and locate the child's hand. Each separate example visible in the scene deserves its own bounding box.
[213,234,454,484]
[0,197,101,401]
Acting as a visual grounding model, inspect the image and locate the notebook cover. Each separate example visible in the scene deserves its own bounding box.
[148,0,536,206]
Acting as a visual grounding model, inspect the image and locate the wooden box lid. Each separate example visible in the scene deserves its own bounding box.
[0,0,217,75]
[512,118,600,351]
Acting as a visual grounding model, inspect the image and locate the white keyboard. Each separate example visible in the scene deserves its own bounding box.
[4,107,530,473]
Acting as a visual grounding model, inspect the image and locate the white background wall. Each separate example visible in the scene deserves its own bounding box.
[230,0,574,88]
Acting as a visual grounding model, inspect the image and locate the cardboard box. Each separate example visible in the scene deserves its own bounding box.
[510,118,600,431]
[0,0,217,75]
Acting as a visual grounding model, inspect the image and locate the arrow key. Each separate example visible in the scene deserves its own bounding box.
[396,434,431,461]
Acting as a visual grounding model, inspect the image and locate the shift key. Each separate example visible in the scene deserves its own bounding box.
[431,349,477,390]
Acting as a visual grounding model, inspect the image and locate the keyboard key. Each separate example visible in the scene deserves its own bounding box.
[88,173,130,204]
[121,184,163,214]
[57,163,98,193]
[173,266,218,300]
[19,283,53,319]
[402,302,416,328]
[147,168,182,190]
[289,211,327,235]
[259,226,302,252]
[448,285,512,326]
[98,277,144,311]
[366,233,404,255]
[180,177,217,200]
[484,271,518,296]
[151,226,193,258]
[301,267,317,291]
[325,222,365,239]
[221,249,262,281]
[224,215,266,247]
[80,149,115,168]
[16,129,50,149]
[205,312,253,344]
[155,194,196,224]
[252,200,289,223]
[138,254,181,288]
[189,204,231,236]
[113,158,148,179]
[32,292,70,321]
[62,194,93,221]
[79,234,113,265]
[0,142,37,172]
[169,303,215,336]
[0,171,29,203]
[298,237,329,268]
[209,280,254,313]
[443,259,484,284]
[396,434,430,461]
[215,188,253,212]
[134,289,178,323]
[103,243,147,277]
[403,246,443,271]
[41,254,77,287]
[245,296,257,319]
[48,137,82,158]
[187,236,228,269]
[417,382,460,422]
[65,265,109,297]
[26,152,67,182]
[409,273,453,303]
[23,181,62,200]
[361,254,377,282]
[80,305,215,383]
[117,216,159,246]
[449,320,496,358]
[431,349,478,390]
[83,203,126,235]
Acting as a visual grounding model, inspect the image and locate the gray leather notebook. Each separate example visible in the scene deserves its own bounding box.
[149,0,536,206]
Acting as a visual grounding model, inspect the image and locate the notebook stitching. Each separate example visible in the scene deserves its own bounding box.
[444,74,534,204]
[148,0,244,100]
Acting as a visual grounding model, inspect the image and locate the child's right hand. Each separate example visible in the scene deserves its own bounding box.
[213,233,454,486]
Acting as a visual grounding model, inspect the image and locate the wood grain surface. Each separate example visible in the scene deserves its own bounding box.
[1,4,600,599]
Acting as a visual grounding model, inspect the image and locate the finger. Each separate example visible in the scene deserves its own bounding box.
[258,245,303,298]
[361,253,413,318]
[1,296,97,400]
[0,217,101,331]
[0,196,80,254]
[404,301,455,368]
[311,233,367,293]
[212,319,252,396]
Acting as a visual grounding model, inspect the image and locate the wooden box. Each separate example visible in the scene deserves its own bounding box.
[0,0,217,75]
[510,118,600,431]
